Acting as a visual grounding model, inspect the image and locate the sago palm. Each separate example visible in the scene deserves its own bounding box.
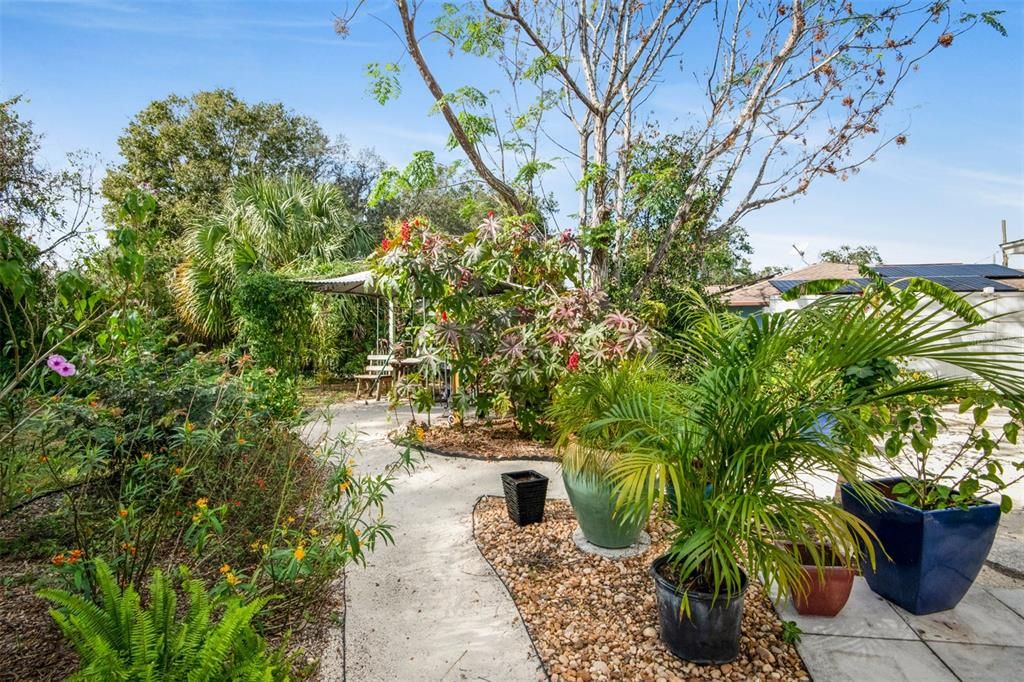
[593,288,1024,604]
[172,174,370,341]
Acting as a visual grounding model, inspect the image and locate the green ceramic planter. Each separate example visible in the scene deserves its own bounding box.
[562,469,645,549]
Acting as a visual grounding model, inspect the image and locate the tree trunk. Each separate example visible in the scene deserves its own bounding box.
[589,114,610,287]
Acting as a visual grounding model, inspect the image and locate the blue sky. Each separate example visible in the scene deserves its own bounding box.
[2,0,1023,270]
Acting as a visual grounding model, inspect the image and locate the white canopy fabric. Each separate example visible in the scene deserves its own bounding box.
[295,271,394,345]
[293,270,380,297]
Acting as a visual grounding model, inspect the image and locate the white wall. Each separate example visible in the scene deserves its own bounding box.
[766,291,1024,383]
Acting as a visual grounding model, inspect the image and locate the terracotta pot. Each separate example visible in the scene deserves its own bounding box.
[779,541,855,617]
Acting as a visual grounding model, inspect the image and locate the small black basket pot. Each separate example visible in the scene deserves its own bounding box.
[501,470,549,526]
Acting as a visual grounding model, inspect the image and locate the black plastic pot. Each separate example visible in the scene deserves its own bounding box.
[840,477,1001,615]
[650,555,748,664]
[501,470,549,526]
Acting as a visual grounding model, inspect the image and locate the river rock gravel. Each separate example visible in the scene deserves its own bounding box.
[473,497,810,682]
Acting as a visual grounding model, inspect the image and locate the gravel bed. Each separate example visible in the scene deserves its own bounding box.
[473,497,810,682]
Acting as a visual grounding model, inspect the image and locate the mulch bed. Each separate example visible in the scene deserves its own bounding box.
[419,418,557,461]
[0,559,77,682]
[473,497,810,682]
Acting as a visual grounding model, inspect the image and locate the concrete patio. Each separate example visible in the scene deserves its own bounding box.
[777,578,1024,681]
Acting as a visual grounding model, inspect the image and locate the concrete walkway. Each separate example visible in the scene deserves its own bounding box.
[777,578,1024,681]
[305,400,563,682]
[305,400,1024,682]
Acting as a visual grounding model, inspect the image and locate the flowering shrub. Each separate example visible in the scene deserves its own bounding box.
[2,189,421,679]
[372,214,652,437]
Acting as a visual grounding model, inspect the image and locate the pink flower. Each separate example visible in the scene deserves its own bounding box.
[47,354,77,377]
[566,351,580,372]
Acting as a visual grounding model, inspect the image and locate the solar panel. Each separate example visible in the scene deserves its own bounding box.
[770,279,870,294]
[871,264,1024,278]
[770,276,1016,295]
[923,276,1017,292]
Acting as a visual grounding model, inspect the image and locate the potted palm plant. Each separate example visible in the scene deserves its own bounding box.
[841,391,1023,614]
[548,358,667,548]
[593,287,1022,663]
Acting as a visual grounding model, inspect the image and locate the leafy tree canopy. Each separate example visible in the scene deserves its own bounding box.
[101,89,338,239]
[1,96,93,249]
[820,244,883,266]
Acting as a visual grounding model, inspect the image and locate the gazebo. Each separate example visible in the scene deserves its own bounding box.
[294,271,396,348]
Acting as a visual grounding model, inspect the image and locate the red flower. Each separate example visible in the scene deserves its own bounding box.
[401,222,411,242]
[440,311,448,322]
[381,238,391,251]
[566,351,580,372]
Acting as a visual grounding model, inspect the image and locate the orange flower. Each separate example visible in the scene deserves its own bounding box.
[38,455,49,463]
[174,466,183,476]
[184,421,194,433]
[194,497,208,510]
[225,572,240,586]
[118,509,129,518]
[51,554,65,566]
[219,563,231,574]
[236,436,247,445]
[141,452,152,460]
[293,546,306,562]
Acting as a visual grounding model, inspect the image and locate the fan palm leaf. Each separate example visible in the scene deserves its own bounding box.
[171,174,370,341]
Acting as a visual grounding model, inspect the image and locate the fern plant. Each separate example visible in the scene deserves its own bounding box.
[39,559,284,681]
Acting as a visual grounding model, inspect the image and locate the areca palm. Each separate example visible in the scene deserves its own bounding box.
[172,175,371,341]
[591,289,1024,604]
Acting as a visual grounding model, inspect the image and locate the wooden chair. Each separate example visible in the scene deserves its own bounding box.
[354,354,393,400]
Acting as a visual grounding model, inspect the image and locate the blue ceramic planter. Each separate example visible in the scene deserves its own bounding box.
[840,477,1001,615]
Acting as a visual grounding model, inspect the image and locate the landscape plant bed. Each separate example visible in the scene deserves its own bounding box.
[419,418,557,461]
[473,496,809,682]
[0,462,338,681]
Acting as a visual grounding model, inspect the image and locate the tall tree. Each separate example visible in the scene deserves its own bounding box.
[101,89,338,240]
[343,1,1005,295]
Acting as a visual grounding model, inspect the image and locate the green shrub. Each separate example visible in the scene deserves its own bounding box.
[234,272,312,374]
[39,558,283,681]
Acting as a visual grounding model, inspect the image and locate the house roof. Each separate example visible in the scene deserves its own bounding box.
[715,263,860,307]
[713,262,1024,308]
